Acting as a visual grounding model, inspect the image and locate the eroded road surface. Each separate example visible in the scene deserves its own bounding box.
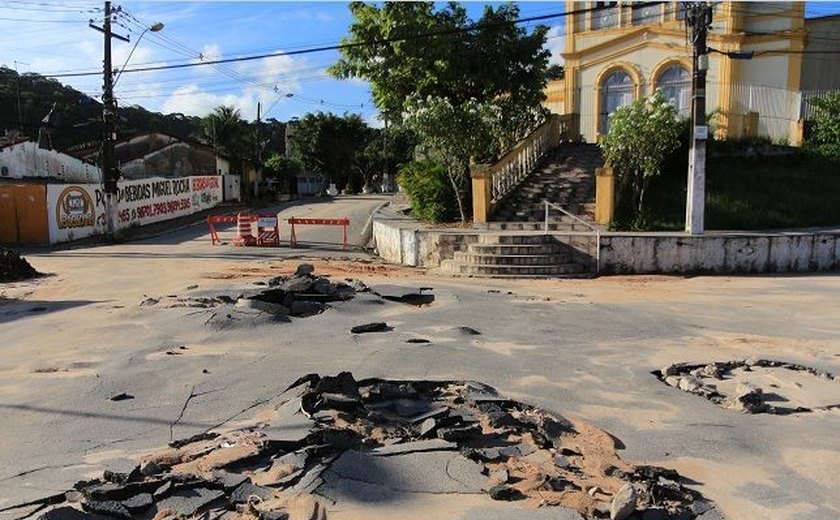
[1,203,840,519]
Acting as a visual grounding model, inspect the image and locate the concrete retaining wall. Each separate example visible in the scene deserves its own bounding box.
[373,213,840,275]
[600,233,840,274]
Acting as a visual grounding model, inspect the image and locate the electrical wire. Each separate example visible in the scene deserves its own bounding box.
[42,2,667,79]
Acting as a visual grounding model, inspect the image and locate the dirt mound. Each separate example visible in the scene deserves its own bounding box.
[0,246,38,283]
[19,374,712,520]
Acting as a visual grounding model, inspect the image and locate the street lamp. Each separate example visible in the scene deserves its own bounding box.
[114,22,164,87]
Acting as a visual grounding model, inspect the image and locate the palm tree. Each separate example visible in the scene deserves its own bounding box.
[201,105,248,159]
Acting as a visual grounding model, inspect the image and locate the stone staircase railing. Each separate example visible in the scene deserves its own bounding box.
[471,113,577,223]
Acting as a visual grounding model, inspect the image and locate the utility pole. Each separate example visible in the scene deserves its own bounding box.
[90,1,128,238]
[254,102,261,199]
[685,2,712,235]
[381,117,388,193]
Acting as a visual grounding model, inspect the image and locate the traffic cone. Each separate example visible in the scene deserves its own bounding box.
[233,212,255,247]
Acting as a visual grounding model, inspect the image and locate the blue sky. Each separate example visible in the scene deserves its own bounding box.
[2,1,839,128]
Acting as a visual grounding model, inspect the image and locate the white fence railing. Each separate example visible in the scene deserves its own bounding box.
[489,120,554,204]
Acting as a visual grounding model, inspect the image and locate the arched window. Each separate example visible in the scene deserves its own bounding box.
[600,69,634,135]
[656,65,691,117]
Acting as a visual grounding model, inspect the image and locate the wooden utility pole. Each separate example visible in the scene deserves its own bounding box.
[90,1,128,237]
[685,2,712,235]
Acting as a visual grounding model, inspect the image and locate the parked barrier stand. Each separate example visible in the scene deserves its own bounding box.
[208,213,280,247]
[288,217,350,250]
[256,216,280,247]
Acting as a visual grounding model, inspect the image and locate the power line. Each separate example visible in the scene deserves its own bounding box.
[44,2,666,79]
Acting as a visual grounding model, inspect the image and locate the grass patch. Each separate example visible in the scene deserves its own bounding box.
[644,153,840,231]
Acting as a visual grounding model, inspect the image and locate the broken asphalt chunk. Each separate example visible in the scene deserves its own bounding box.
[350,322,389,334]
[155,487,223,517]
[371,438,457,456]
[82,500,130,519]
[231,482,274,504]
[488,484,526,501]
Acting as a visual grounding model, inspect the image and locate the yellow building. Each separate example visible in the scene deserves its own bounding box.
[558,1,820,144]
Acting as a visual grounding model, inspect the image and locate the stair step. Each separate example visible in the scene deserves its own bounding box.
[453,252,572,265]
[444,263,586,277]
[469,244,564,255]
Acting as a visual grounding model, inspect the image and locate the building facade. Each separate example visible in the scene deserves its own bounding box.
[560,1,820,144]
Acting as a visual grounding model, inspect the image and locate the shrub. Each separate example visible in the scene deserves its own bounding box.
[807,93,840,158]
[397,160,461,223]
[599,90,682,229]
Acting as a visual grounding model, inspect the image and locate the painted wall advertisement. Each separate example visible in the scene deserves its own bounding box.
[47,176,223,243]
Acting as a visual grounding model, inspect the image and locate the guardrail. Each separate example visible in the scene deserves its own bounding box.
[543,199,600,274]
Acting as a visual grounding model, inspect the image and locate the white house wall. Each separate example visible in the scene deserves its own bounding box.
[0,141,101,183]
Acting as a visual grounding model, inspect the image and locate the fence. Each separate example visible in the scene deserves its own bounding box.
[572,82,837,144]
[470,115,561,223]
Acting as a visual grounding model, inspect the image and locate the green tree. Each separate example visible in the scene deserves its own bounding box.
[404,96,500,222]
[264,154,303,193]
[546,64,565,80]
[808,93,840,158]
[598,90,682,229]
[330,2,549,125]
[290,112,369,192]
[201,105,250,162]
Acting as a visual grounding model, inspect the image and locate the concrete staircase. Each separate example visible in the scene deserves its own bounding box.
[442,143,602,278]
[488,143,603,227]
[440,234,590,278]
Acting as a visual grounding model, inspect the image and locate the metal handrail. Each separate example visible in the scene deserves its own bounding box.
[543,200,600,274]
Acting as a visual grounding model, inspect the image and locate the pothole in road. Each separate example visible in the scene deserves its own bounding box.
[25,373,711,520]
[656,358,840,414]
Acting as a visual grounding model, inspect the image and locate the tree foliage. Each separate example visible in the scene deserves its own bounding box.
[331,2,551,220]
[808,93,840,158]
[290,112,370,193]
[0,67,204,152]
[330,2,550,123]
[404,96,500,222]
[398,159,459,222]
[598,90,682,229]
[201,106,250,159]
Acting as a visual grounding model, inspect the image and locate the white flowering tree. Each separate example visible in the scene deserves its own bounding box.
[404,96,500,223]
[598,90,682,227]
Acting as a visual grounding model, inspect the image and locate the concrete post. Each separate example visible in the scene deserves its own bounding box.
[471,164,492,224]
[595,166,615,226]
[549,114,561,146]
[744,111,759,138]
[790,119,804,147]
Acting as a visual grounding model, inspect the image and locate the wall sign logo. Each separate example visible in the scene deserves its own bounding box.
[56,186,95,229]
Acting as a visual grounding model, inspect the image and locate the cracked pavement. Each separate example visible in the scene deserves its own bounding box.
[1,198,840,519]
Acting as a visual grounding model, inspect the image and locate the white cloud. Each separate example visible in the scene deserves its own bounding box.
[546,25,566,66]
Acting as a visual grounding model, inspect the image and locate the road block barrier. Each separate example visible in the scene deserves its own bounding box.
[233,212,256,247]
[288,217,350,250]
[256,216,280,247]
[208,213,280,247]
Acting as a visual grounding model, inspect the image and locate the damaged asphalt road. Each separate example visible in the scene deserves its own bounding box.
[2,256,840,519]
[21,373,713,520]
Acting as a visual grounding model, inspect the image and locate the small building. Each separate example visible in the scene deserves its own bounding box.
[111,133,218,179]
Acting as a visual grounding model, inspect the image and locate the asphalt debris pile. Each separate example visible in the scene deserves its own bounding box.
[657,358,840,414]
[0,246,39,283]
[29,373,710,520]
[139,264,366,318]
